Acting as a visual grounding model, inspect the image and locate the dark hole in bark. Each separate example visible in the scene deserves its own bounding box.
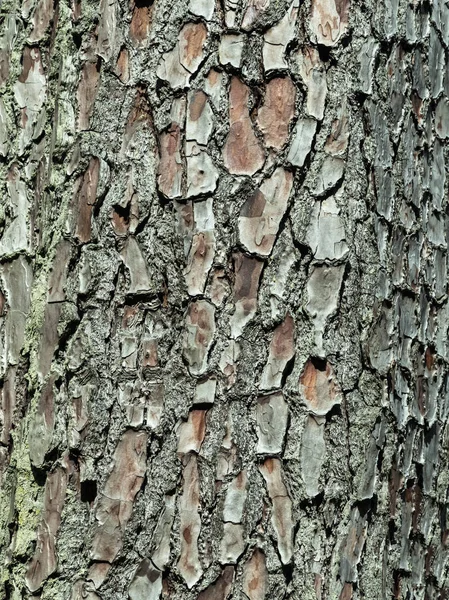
[317,44,331,62]
[310,356,327,372]
[81,479,97,503]
[134,0,153,6]
[72,31,82,49]
[281,562,293,584]
[113,203,130,225]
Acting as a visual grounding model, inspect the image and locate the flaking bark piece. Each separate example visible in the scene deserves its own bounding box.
[256,393,288,454]
[157,22,208,90]
[151,494,175,570]
[158,124,183,199]
[310,0,349,47]
[178,453,203,588]
[299,358,341,416]
[183,300,216,375]
[260,314,295,390]
[324,101,349,156]
[0,256,33,368]
[74,157,100,243]
[14,46,46,146]
[177,409,208,455]
[28,374,57,468]
[219,523,245,564]
[243,548,267,600]
[306,196,348,261]
[259,458,293,564]
[0,166,30,257]
[256,78,296,150]
[185,199,216,296]
[103,430,147,502]
[306,264,345,356]
[91,495,133,562]
[287,118,316,167]
[186,142,218,197]
[190,0,215,20]
[223,471,247,523]
[242,0,271,30]
[96,0,117,61]
[301,414,326,497]
[197,566,234,600]
[120,237,153,295]
[128,559,162,600]
[77,61,101,131]
[297,47,327,121]
[25,468,67,592]
[186,92,218,197]
[219,340,241,388]
[230,253,263,338]
[263,0,299,71]
[29,0,53,42]
[238,168,293,257]
[223,77,265,176]
[129,0,153,46]
[219,34,245,69]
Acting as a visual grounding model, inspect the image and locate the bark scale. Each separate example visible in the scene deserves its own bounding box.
[0,0,448,598]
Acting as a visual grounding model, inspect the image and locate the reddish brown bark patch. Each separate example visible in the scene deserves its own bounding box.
[299,358,341,415]
[223,77,265,176]
[77,60,101,131]
[256,77,296,149]
[129,0,153,45]
[157,124,183,199]
[74,157,100,243]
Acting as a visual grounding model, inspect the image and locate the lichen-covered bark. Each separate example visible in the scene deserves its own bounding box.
[0,0,448,598]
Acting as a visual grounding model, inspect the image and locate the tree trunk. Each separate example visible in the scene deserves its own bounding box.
[0,0,448,598]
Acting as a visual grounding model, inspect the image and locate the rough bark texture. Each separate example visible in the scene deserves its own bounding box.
[0,0,448,598]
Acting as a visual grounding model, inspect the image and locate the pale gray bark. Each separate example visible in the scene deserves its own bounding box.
[0,0,448,599]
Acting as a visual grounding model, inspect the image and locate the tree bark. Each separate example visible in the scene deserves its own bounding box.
[0,0,448,598]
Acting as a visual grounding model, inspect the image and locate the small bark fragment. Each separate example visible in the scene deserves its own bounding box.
[256,77,296,150]
[260,314,295,390]
[178,453,203,588]
[287,118,316,167]
[177,409,208,455]
[310,0,349,46]
[183,300,216,375]
[263,0,299,71]
[157,124,183,199]
[243,548,267,600]
[128,559,162,600]
[301,415,326,497]
[197,566,234,600]
[120,237,153,295]
[96,0,117,61]
[77,61,101,131]
[74,157,100,243]
[157,22,208,90]
[25,468,67,593]
[238,168,293,256]
[230,253,264,338]
[259,458,293,564]
[219,34,245,68]
[306,264,345,356]
[297,47,327,120]
[223,77,265,176]
[256,393,288,454]
[306,196,348,261]
[299,358,341,416]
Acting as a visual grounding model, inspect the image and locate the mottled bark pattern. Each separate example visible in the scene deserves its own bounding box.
[0,0,448,599]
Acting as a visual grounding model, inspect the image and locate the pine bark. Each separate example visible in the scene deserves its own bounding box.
[0,0,448,598]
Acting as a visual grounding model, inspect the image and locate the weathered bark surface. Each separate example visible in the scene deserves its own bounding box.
[0,0,448,598]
